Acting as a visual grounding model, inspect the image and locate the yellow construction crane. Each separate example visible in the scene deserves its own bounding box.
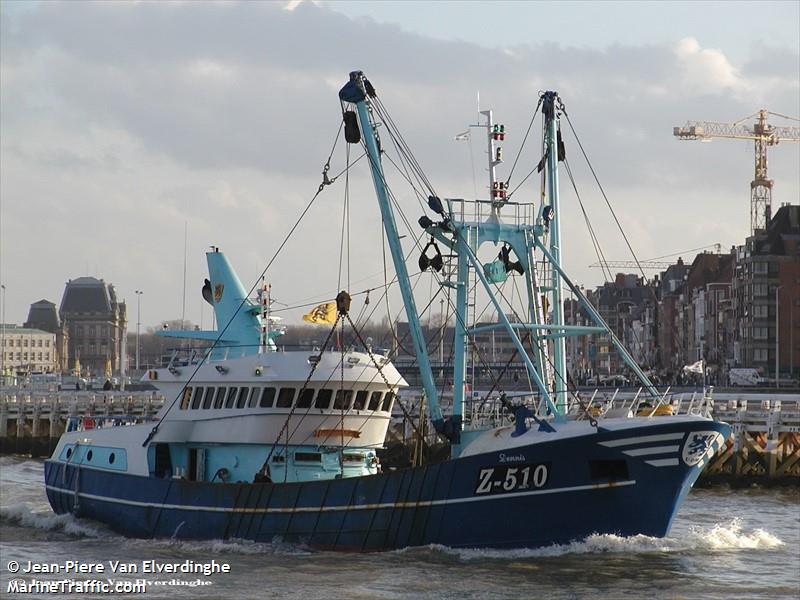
[674,110,800,235]
[589,243,721,271]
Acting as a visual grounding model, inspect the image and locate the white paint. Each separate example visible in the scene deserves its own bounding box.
[622,445,680,457]
[45,479,637,514]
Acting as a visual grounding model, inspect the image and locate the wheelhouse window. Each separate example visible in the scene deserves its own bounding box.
[202,387,215,409]
[225,387,238,409]
[248,387,260,408]
[368,391,383,411]
[381,392,394,412]
[214,387,227,409]
[296,388,314,409]
[333,390,353,410]
[180,387,193,410]
[294,452,322,463]
[314,389,332,409]
[236,387,250,409]
[353,390,368,410]
[277,387,295,408]
[260,387,276,408]
[191,386,204,410]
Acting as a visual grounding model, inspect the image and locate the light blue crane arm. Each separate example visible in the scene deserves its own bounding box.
[341,73,444,427]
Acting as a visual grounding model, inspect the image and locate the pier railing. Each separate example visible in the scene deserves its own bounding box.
[0,390,164,455]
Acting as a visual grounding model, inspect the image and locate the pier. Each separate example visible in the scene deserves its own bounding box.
[699,397,800,486]
[0,391,164,456]
[0,390,798,485]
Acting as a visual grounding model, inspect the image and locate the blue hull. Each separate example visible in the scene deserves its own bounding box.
[44,420,729,550]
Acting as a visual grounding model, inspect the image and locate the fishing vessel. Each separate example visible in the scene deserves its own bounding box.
[44,71,730,550]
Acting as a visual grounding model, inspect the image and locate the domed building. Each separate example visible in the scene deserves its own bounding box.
[59,277,127,377]
[24,299,69,372]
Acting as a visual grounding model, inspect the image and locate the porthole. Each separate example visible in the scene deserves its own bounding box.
[86,450,93,461]
[66,447,72,458]
[109,452,116,465]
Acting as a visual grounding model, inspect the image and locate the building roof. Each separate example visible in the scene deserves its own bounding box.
[60,277,112,314]
[685,252,733,293]
[750,204,800,257]
[25,299,61,331]
[0,325,54,336]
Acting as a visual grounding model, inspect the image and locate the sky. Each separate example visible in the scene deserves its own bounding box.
[0,0,798,331]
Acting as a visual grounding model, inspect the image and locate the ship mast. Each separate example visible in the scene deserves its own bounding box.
[542,92,568,412]
[339,72,445,431]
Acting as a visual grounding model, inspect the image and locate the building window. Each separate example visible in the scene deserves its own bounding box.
[753,305,768,319]
[753,327,768,340]
[46,340,50,347]
[753,284,768,297]
[754,348,768,361]
[23,339,28,347]
[753,262,768,274]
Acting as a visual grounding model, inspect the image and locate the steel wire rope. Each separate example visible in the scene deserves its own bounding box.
[562,157,647,358]
[259,315,342,480]
[561,109,648,281]
[504,97,543,187]
[372,96,439,198]
[488,278,598,426]
[301,281,453,451]
[562,159,614,283]
[141,122,344,446]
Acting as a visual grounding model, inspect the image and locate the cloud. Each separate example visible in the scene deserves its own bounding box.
[0,2,797,328]
[674,37,743,92]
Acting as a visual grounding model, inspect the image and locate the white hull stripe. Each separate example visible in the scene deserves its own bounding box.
[45,480,636,514]
[645,458,680,467]
[623,445,680,457]
[599,433,685,448]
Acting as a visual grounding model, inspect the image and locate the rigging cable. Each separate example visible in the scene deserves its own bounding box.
[141,122,345,447]
[561,109,648,281]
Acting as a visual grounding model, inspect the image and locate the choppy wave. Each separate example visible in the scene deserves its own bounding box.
[135,536,314,556]
[0,502,113,539]
[404,517,784,561]
[1,501,312,555]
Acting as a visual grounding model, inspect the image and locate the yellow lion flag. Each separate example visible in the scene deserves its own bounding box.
[302,301,338,325]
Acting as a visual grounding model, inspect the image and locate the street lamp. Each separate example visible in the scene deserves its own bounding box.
[135,290,143,371]
[775,285,782,389]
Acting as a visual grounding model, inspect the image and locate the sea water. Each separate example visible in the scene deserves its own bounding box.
[1,456,797,599]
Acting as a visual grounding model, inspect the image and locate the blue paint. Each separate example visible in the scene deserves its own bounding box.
[45,420,731,550]
[59,444,128,472]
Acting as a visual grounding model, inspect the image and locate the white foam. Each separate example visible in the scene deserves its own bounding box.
[0,502,113,539]
[402,518,784,560]
[125,535,313,556]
